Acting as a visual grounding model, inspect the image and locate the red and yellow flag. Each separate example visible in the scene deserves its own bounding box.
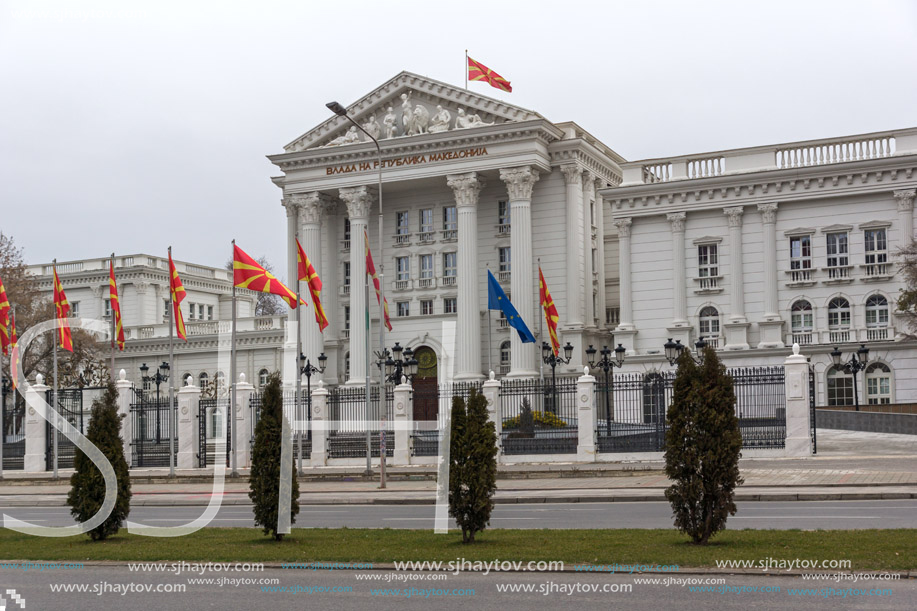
[296,238,329,332]
[539,265,560,357]
[52,265,73,352]
[364,230,392,331]
[0,273,10,325]
[109,262,125,350]
[168,251,187,341]
[0,318,9,356]
[9,312,18,390]
[233,244,303,309]
[467,56,512,93]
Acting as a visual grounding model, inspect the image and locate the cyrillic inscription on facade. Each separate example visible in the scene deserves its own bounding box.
[326,147,488,175]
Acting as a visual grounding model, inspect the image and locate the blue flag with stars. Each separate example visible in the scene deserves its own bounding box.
[487,270,536,343]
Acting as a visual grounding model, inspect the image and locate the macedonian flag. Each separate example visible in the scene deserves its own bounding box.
[53,265,73,352]
[8,312,18,390]
[467,55,512,93]
[233,244,302,309]
[364,230,392,331]
[296,238,328,332]
[109,261,125,350]
[0,317,9,356]
[168,250,187,341]
[539,265,560,357]
[0,273,10,325]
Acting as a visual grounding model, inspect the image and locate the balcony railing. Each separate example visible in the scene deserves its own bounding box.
[341,284,350,295]
[341,329,350,339]
[418,277,434,289]
[606,307,620,326]
[864,263,891,277]
[825,266,852,280]
[418,231,434,243]
[866,327,889,341]
[701,336,720,349]
[497,223,511,235]
[498,365,511,375]
[497,318,509,329]
[497,270,511,284]
[829,329,851,344]
[790,332,814,346]
[696,275,721,290]
[441,275,456,287]
[441,229,457,241]
[394,279,411,291]
[788,268,813,283]
[394,233,411,246]
[341,239,350,251]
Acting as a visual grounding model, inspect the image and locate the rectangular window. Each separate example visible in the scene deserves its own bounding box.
[790,235,812,270]
[499,247,511,272]
[444,297,457,314]
[443,252,457,277]
[198,304,205,320]
[104,299,112,318]
[826,232,849,268]
[419,254,433,279]
[70,301,80,317]
[396,256,410,281]
[163,299,170,319]
[343,218,351,241]
[421,300,433,315]
[188,303,196,320]
[343,262,351,286]
[443,206,457,231]
[420,208,433,233]
[207,305,214,321]
[344,306,350,330]
[865,228,888,267]
[697,244,718,278]
[397,301,410,317]
[396,211,409,235]
[498,201,510,227]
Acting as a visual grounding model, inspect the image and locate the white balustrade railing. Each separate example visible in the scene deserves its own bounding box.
[418,277,434,289]
[866,327,889,341]
[687,156,726,179]
[441,276,456,287]
[826,266,851,280]
[829,329,851,344]
[776,136,894,169]
[790,332,814,346]
[497,270,511,284]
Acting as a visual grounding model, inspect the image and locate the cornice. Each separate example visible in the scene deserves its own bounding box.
[548,141,622,187]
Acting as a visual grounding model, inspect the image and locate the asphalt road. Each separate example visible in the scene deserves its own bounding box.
[1,565,910,610]
[2,500,916,530]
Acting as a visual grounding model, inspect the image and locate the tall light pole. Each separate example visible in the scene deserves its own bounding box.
[830,344,869,411]
[326,101,385,476]
[541,342,574,414]
[586,344,626,437]
[664,337,707,367]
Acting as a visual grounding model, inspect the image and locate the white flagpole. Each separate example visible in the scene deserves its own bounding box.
[52,260,59,479]
[230,240,237,477]
[486,264,492,375]
[0,316,5,480]
[465,50,468,90]
[110,254,116,379]
[295,234,304,476]
[538,259,544,387]
[168,246,176,478]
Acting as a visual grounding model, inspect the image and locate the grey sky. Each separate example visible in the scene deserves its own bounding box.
[2,0,915,278]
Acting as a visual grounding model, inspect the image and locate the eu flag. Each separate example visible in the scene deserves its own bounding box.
[487,270,536,343]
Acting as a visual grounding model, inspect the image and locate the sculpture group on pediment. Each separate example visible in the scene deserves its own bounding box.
[400,91,430,136]
[362,114,381,141]
[428,105,451,133]
[455,108,494,129]
[383,106,397,138]
[325,126,361,147]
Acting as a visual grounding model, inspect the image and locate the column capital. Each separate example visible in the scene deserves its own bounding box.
[724,206,745,228]
[613,217,632,238]
[757,202,778,223]
[894,189,916,211]
[338,186,374,220]
[560,163,583,185]
[593,176,605,192]
[500,166,540,200]
[581,169,595,195]
[446,172,485,208]
[282,197,298,218]
[292,192,334,225]
[666,211,686,232]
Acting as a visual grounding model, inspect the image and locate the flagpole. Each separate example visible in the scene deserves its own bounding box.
[110,253,116,379]
[0,317,5,481]
[465,49,468,89]
[230,240,238,477]
[168,247,176,478]
[52,260,59,480]
[486,264,492,375]
[537,259,544,388]
[364,269,372,476]
[295,233,304,476]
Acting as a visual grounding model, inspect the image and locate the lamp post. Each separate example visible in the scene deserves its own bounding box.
[298,352,327,474]
[377,342,419,385]
[664,337,707,366]
[541,342,574,414]
[830,344,869,411]
[586,344,626,437]
[140,361,169,443]
[326,100,385,476]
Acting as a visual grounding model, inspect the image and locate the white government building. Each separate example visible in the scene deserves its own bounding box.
[31,71,917,409]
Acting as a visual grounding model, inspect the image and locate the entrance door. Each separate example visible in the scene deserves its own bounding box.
[412,346,438,421]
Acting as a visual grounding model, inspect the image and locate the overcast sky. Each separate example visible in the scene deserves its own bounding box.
[2,0,915,277]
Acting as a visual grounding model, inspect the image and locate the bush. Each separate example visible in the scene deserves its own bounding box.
[664,347,743,545]
[249,372,299,540]
[67,382,131,540]
[449,388,498,544]
[502,401,566,430]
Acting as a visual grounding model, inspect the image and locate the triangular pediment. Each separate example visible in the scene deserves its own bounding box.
[284,71,545,152]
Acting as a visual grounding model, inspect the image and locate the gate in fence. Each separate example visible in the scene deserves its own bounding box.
[130,389,177,468]
[2,386,25,470]
[249,390,310,461]
[411,381,482,457]
[809,365,817,454]
[197,397,231,467]
[327,385,393,459]
[44,387,106,470]
[500,377,578,455]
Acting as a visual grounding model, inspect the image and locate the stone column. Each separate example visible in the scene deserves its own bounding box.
[339,186,374,385]
[583,172,596,327]
[481,372,502,453]
[283,197,299,306]
[561,164,584,327]
[176,377,201,469]
[114,369,133,467]
[297,192,329,383]
[447,172,485,380]
[234,373,254,469]
[594,179,607,330]
[392,379,412,465]
[613,218,637,354]
[576,367,596,462]
[783,344,812,457]
[757,203,784,348]
[309,380,328,466]
[894,189,915,245]
[667,212,688,326]
[724,207,746,322]
[24,375,49,472]
[500,166,540,378]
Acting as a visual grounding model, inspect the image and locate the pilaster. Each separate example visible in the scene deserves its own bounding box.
[667,212,688,326]
[339,185,374,385]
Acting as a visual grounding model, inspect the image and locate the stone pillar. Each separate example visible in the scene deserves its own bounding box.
[500,166,540,378]
[594,179,608,331]
[561,165,584,327]
[783,344,813,457]
[283,197,299,307]
[393,379,413,465]
[757,203,784,348]
[613,218,637,354]
[576,367,596,462]
[297,192,329,383]
[114,369,133,467]
[339,186,374,385]
[309,380,328,466]
[24,375,49,472]
[894,189,915,245]
[667,212,688,325]
[447,172,485,380]
[234,373,254,469]
[583,172,596,328]
[481,371,502,453]
[723,206,750,351]
[176,377,201,469]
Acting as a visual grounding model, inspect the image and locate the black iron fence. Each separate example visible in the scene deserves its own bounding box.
[500,376,578,455]
[198,398,231,467]
[249,390,310,461]
[44,387,106,470]
[327,385,393,459]
[2,386,25,470]
[809,366,817,454]
[411,381,482,457]
[130,389,177,468]
[733,367,786,448]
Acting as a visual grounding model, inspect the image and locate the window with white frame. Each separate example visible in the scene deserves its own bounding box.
[344,305,350,331]
[198,304,205,321]
[343,262,350,287]
[864,228,888,272]
[697,244,718,279]
[188,303,196,320]
[827,366,855,406]
[698,306,720,341]
[163,299,170,320]
[499,341,511,370]
[215,371,226,394]
[207,305,214,320]
[259,369,269,387]
[70,301,80,317]
[790,235,812,271]
[826,232,849,268]
[396,301,410,317]
[104,298,112,318]
[419,254,433,279]
[865,294,889,328]
[866,362,892,405]
[443,252,457,278]
[827,297,851,329]
[420,208,433,233]
[421,299,433,315]
[498,247,511,272]
[344,352,350,378]
[498,201,510,227]
[396,211,409,235]
[343,218,351,241]
[443,206,457,231]
[791,300,813,337]
[198,372,209,389]
[444,297,457,314]
[396,256,410,281]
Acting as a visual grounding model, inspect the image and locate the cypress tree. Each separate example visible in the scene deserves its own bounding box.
[449,388,498,544]
[249,372,299,540]
[67,381,131,541]
[664,347,744,544]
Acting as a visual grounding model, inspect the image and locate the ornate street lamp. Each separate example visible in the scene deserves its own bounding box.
[378,342,418,385]
[542,341,574,414]
[664,337,706,366]
[140,361,170,443]
[298,351,327,474]
[830,344,869,411]
[586,344,626,437]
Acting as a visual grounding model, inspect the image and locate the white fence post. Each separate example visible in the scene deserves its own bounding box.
[234,373,254,469]
[23,375,49,472]
[114,369,133,467]
[482,371,502,454]
[393,378,412,466]
[310,381,328,466]
[176,376,201,469]
[784,343,813,457]
[577,367,597,462]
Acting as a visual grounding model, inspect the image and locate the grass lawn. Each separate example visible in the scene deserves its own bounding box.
[0,529,914,570]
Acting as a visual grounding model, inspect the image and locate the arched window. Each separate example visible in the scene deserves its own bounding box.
[865,295,889,328]
[698,306,720,345]
[866,362,892,405]
[198,372,209,389]
[826,365,854,407]
[827,297,851,329]
[791,300,813,343]
[258,369,270,387]
[215,371,226,396]
[499,341,511,374]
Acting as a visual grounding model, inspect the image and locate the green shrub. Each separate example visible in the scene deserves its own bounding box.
[449,389,498,544]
